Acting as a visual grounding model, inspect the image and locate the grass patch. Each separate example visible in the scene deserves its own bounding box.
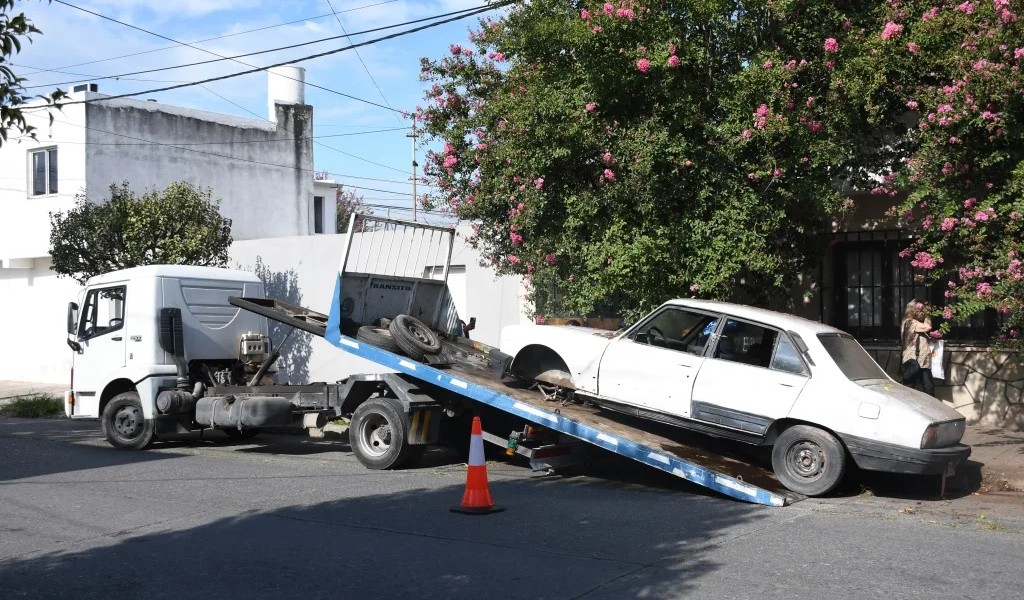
[0,394,64,418]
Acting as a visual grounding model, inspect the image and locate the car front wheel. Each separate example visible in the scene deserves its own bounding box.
[771,425,846,496]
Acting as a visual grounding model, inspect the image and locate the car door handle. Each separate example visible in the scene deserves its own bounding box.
[779,382,794,387]
[111,336,123,341]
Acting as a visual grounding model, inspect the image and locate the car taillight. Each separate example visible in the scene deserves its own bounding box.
[920,424,938,449]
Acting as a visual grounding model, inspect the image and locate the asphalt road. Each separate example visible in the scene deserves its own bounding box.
[1,418,1022,600]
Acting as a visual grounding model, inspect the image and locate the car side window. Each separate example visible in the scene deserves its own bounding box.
[631,307,719,356]
[78,286,126,340]
[712,318,778,368]
[772,334,810,376]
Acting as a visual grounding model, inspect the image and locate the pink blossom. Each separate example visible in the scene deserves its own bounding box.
[689,284,700,292]
[493,52,505,62]
[544,253,556,265]
[976,282,992,299]
[911,251,939,270]
[907,42,920,54]
[443,155,458,168]
[585,102,597,112]
[603,3,614,15]
[880,22,904,40]
[941,163,954,175]
[742,129,752,139]
[684,159,693,167]
[808,120,823,133]
[940,217,957,231]
[956,1,975,14]
[615,8,635,20]
[943,307,954,319]
[806,96,815,107]
[974,210,989,222]
[603,152,613,164]
[449,44,462,55]
[964,197,976,209]
[1015,48,1024,59]
[581,9,590,19]
[602,168,616,182]
[1010,211,1022,221]
[773,168,783,178]
[510,232,523,245]
[906,100,919,110]
[535,178,544,190]
[507,254,520,265]
[636,58,651,73]
[826,60,835,70]
[668,55,680,68]
[824,38,839,53]
[929,331,943,340]
[763,59,774,69]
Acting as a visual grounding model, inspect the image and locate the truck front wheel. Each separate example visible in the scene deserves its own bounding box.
[771,425,846,496]
[349,398,422,469]
[102,392,155,450]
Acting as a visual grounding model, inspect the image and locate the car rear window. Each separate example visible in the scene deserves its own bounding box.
[817,333,888,381]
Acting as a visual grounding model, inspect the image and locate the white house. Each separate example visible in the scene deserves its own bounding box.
[0,66,322,383]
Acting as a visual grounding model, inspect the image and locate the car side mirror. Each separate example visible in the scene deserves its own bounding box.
[66,338,82,352]
[67,302,79,335]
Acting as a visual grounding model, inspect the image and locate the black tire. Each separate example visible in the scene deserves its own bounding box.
[356,325,402,353]
[771,425,847,496]
[221,428,262,440]
[101,392,155,450]
[349,398,422,469]
[389,314,442,361]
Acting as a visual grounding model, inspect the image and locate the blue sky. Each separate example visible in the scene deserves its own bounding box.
[13,0,497,222]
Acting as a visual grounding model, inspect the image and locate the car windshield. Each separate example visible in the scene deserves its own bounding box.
[817,333,889,382]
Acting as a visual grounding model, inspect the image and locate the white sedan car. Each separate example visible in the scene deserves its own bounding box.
[500,299,970,496]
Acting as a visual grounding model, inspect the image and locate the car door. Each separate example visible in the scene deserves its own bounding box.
[597,306,721,418]
[70,284,128,417]
[689,317,809,435]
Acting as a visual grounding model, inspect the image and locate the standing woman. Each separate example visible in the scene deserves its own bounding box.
[900,300,935,396]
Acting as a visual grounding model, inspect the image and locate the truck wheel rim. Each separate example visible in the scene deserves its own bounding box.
[358,414,392,458]
[786,441,824,480]
[113,405,143,439]
[408,323,432,344]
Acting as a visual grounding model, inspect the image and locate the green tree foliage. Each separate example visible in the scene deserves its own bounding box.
[842,0,1023,350]
[1,0,65,146]
[49,182,233,283]
[335,185,374,233]
[420,0,1024,352]
[417,1,884,321]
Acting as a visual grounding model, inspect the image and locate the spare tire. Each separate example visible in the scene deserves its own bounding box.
[389,314,442,361]
[356,326,401,353]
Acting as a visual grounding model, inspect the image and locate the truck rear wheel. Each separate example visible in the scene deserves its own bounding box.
[350,398,422,469]
[102,392,155,450]
[771,425,846,496]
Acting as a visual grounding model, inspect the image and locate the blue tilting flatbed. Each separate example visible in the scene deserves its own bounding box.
[286,213,798,507]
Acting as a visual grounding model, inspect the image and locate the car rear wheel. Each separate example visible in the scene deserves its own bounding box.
[771,425,846,496]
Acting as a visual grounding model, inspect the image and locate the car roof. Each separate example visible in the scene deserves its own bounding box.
[87,265,261,285]
[662,298,845,336]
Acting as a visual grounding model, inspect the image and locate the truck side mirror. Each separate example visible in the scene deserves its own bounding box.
[159,308,185,357]
[67,302,79,335]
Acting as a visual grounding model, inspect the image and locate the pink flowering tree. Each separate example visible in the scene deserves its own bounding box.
[417,0,889,320]
[837,1,1024,352]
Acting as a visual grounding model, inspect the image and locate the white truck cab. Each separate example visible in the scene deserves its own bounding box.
[65,265,270,447]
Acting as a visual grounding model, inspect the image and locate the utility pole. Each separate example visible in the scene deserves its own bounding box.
[407,115,419,221]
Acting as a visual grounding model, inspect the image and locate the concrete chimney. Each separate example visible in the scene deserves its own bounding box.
[267,65,306,122]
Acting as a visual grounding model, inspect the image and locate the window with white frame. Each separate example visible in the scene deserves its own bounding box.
[29,148,58,196]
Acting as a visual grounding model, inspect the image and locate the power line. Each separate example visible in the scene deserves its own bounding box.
[324,0,405,127]
[29,3,507,112]
[37,126,410,146]
[20,0,403,77]
[44,0,471,114]
[30,2,497,110]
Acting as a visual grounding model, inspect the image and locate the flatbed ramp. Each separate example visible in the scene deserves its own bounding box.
[326,330,798,507]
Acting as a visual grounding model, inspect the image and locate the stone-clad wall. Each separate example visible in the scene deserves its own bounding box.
[866,346,1024,430]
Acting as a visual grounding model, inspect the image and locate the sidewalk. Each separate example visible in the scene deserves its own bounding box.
[0,380,65,405]
[962,426,1024,492]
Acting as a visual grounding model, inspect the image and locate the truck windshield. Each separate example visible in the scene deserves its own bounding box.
[817,333,889,382]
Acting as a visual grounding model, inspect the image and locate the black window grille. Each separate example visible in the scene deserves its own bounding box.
[830,230,997,344]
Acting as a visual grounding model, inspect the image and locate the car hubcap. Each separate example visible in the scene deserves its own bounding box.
[787,441,824,479]
[114,406,143,439]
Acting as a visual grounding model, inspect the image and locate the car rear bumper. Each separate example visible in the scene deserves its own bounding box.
[841,433,971,475]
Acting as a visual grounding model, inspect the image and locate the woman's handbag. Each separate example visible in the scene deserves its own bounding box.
[901,358,922,383]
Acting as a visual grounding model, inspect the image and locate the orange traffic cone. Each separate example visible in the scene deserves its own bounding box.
[451,416,504,515]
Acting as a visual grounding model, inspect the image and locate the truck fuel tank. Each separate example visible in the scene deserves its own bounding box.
[195,395,293,428]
